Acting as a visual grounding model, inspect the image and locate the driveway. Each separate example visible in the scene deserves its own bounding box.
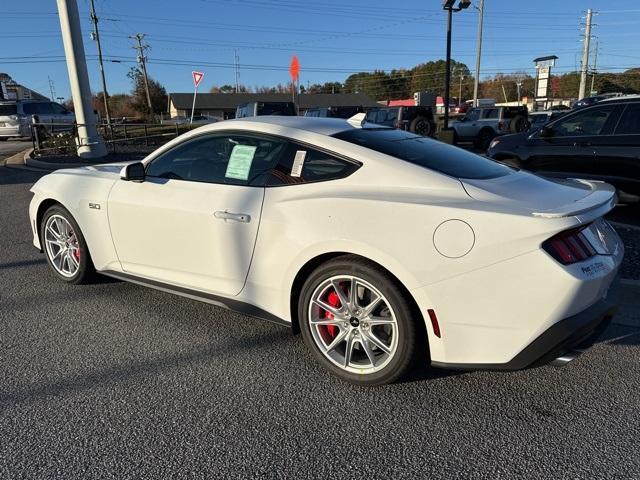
[1,165,639,479]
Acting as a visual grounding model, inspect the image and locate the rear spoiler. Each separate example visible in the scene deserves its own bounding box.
[532,179,617,218]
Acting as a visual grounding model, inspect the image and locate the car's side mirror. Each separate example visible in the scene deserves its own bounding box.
[120,162,146,182]
[538,126,554,138]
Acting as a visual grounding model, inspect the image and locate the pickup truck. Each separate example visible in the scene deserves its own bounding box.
[451,106,528,150]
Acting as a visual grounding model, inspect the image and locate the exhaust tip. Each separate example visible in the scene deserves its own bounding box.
[550,349,583,367]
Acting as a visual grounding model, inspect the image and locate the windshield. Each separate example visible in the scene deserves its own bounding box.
[0,104,17,116]
[333,129,511,180]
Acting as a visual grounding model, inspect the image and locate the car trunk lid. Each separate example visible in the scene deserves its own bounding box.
[461,171,616,218]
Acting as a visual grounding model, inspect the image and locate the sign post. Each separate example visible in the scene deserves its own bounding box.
[190,70,204,124]
[289,56,300,114]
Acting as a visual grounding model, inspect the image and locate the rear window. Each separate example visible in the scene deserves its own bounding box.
[0,104,17,116]
[333,128,511,180]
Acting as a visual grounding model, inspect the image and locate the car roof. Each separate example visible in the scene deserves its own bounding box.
[221,115,379,136]
[600,94,640,103]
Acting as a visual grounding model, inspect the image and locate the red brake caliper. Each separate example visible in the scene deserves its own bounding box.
[323,290,341,338]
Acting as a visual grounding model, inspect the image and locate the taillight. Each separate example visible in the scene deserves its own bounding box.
[542,226,597,265]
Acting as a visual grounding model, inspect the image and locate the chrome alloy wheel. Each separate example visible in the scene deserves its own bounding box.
[308,275,399,374]
[44,214,81,278]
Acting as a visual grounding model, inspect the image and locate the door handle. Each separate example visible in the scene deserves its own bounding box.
[214,210,251,223]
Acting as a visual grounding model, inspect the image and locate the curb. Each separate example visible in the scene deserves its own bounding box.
[1,148,32,167]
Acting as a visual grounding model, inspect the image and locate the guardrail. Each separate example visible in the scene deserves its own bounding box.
[29,119,200,156]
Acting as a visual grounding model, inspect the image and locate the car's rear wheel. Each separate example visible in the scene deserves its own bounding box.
[299,256,422,385]
[410,116,433,137]
[41,205,96,284]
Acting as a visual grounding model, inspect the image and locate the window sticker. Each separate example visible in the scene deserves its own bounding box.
[291,150,307,177]
[225,145,257,180]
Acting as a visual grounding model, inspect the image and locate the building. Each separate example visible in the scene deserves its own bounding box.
[0,73,49,101]
[167,92,379,119]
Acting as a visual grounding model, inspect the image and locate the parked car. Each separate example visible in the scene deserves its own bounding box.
[364,106,436,137]
[451,105,529,149]
[29,116,622,385]
[572,93,623,109]
[304,106,365,119]
[235,101,296,118]
[527,110,568,132]
[0,100,75,140]
[487,95,640,201]
[549,104,571,111]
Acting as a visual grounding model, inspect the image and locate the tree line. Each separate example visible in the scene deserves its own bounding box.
[78,60,640,119]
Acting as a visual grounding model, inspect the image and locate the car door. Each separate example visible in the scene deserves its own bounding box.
[525,104,619,178]
[455,108,480,138]
[592,102,640,195]
[107,132,289,296]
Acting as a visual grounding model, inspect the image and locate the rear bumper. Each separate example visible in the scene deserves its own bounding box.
[0,125,21,137]
[432,276,620,371]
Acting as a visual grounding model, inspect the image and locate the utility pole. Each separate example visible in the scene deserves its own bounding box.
[473,0,484,107]
[130,33,153,114]
[56,0,106,158]
[458,72,464,104]
[48,76,56,101]
[516,81,522,104]
[578,8,593,100]
[89,0,111,127]
[234,50,240,93]
[590,39,599,95]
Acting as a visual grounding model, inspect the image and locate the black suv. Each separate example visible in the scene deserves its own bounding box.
[304,106,365,119]
[487,96,640,200]
[235,101,296,118]
[365,106,436,137]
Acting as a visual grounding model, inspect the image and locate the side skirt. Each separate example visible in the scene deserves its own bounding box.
[100,270,291,329]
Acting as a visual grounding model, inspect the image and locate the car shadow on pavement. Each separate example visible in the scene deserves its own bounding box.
[597,323,640,346]
[0,331,291,406]
[0,166,45,186]
[0,258,47,270]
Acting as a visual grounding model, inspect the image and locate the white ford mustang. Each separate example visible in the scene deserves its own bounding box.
[29,116,623,385]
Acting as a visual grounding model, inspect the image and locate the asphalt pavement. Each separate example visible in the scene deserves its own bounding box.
[1,165,639,479]
[0,140,30,162]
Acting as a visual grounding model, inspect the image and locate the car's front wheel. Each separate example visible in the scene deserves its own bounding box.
[41,205,96,284]
[299,256,423,385]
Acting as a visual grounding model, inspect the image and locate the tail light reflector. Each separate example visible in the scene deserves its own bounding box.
[543,226,597,265]
[427,309,441,338]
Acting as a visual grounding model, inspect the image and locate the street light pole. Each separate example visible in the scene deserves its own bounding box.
[56,0,106,159]
[473,0,484,107]
[442,0,470,130]
[444,6,453,129]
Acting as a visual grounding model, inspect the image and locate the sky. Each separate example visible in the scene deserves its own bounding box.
[3,0,640,100]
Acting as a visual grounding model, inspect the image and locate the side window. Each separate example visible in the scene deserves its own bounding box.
[386,109,398,123]
[552,105,616,136]
[23,103,53,115]
[51,103,67,114]
[146,134,288,186]
[265,145,359,186]
[465,108,480,121]
[365,110,378,123]
[614,103,640,135]
[482,108,498,119]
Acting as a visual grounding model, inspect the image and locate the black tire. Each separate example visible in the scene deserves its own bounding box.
[510,114,527,133]
[475,128,495,151]
[40,204,97,285]
[299,255,424,385]
[409,116,433,137]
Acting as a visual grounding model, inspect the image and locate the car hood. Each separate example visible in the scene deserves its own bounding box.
[461,170,616,218]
